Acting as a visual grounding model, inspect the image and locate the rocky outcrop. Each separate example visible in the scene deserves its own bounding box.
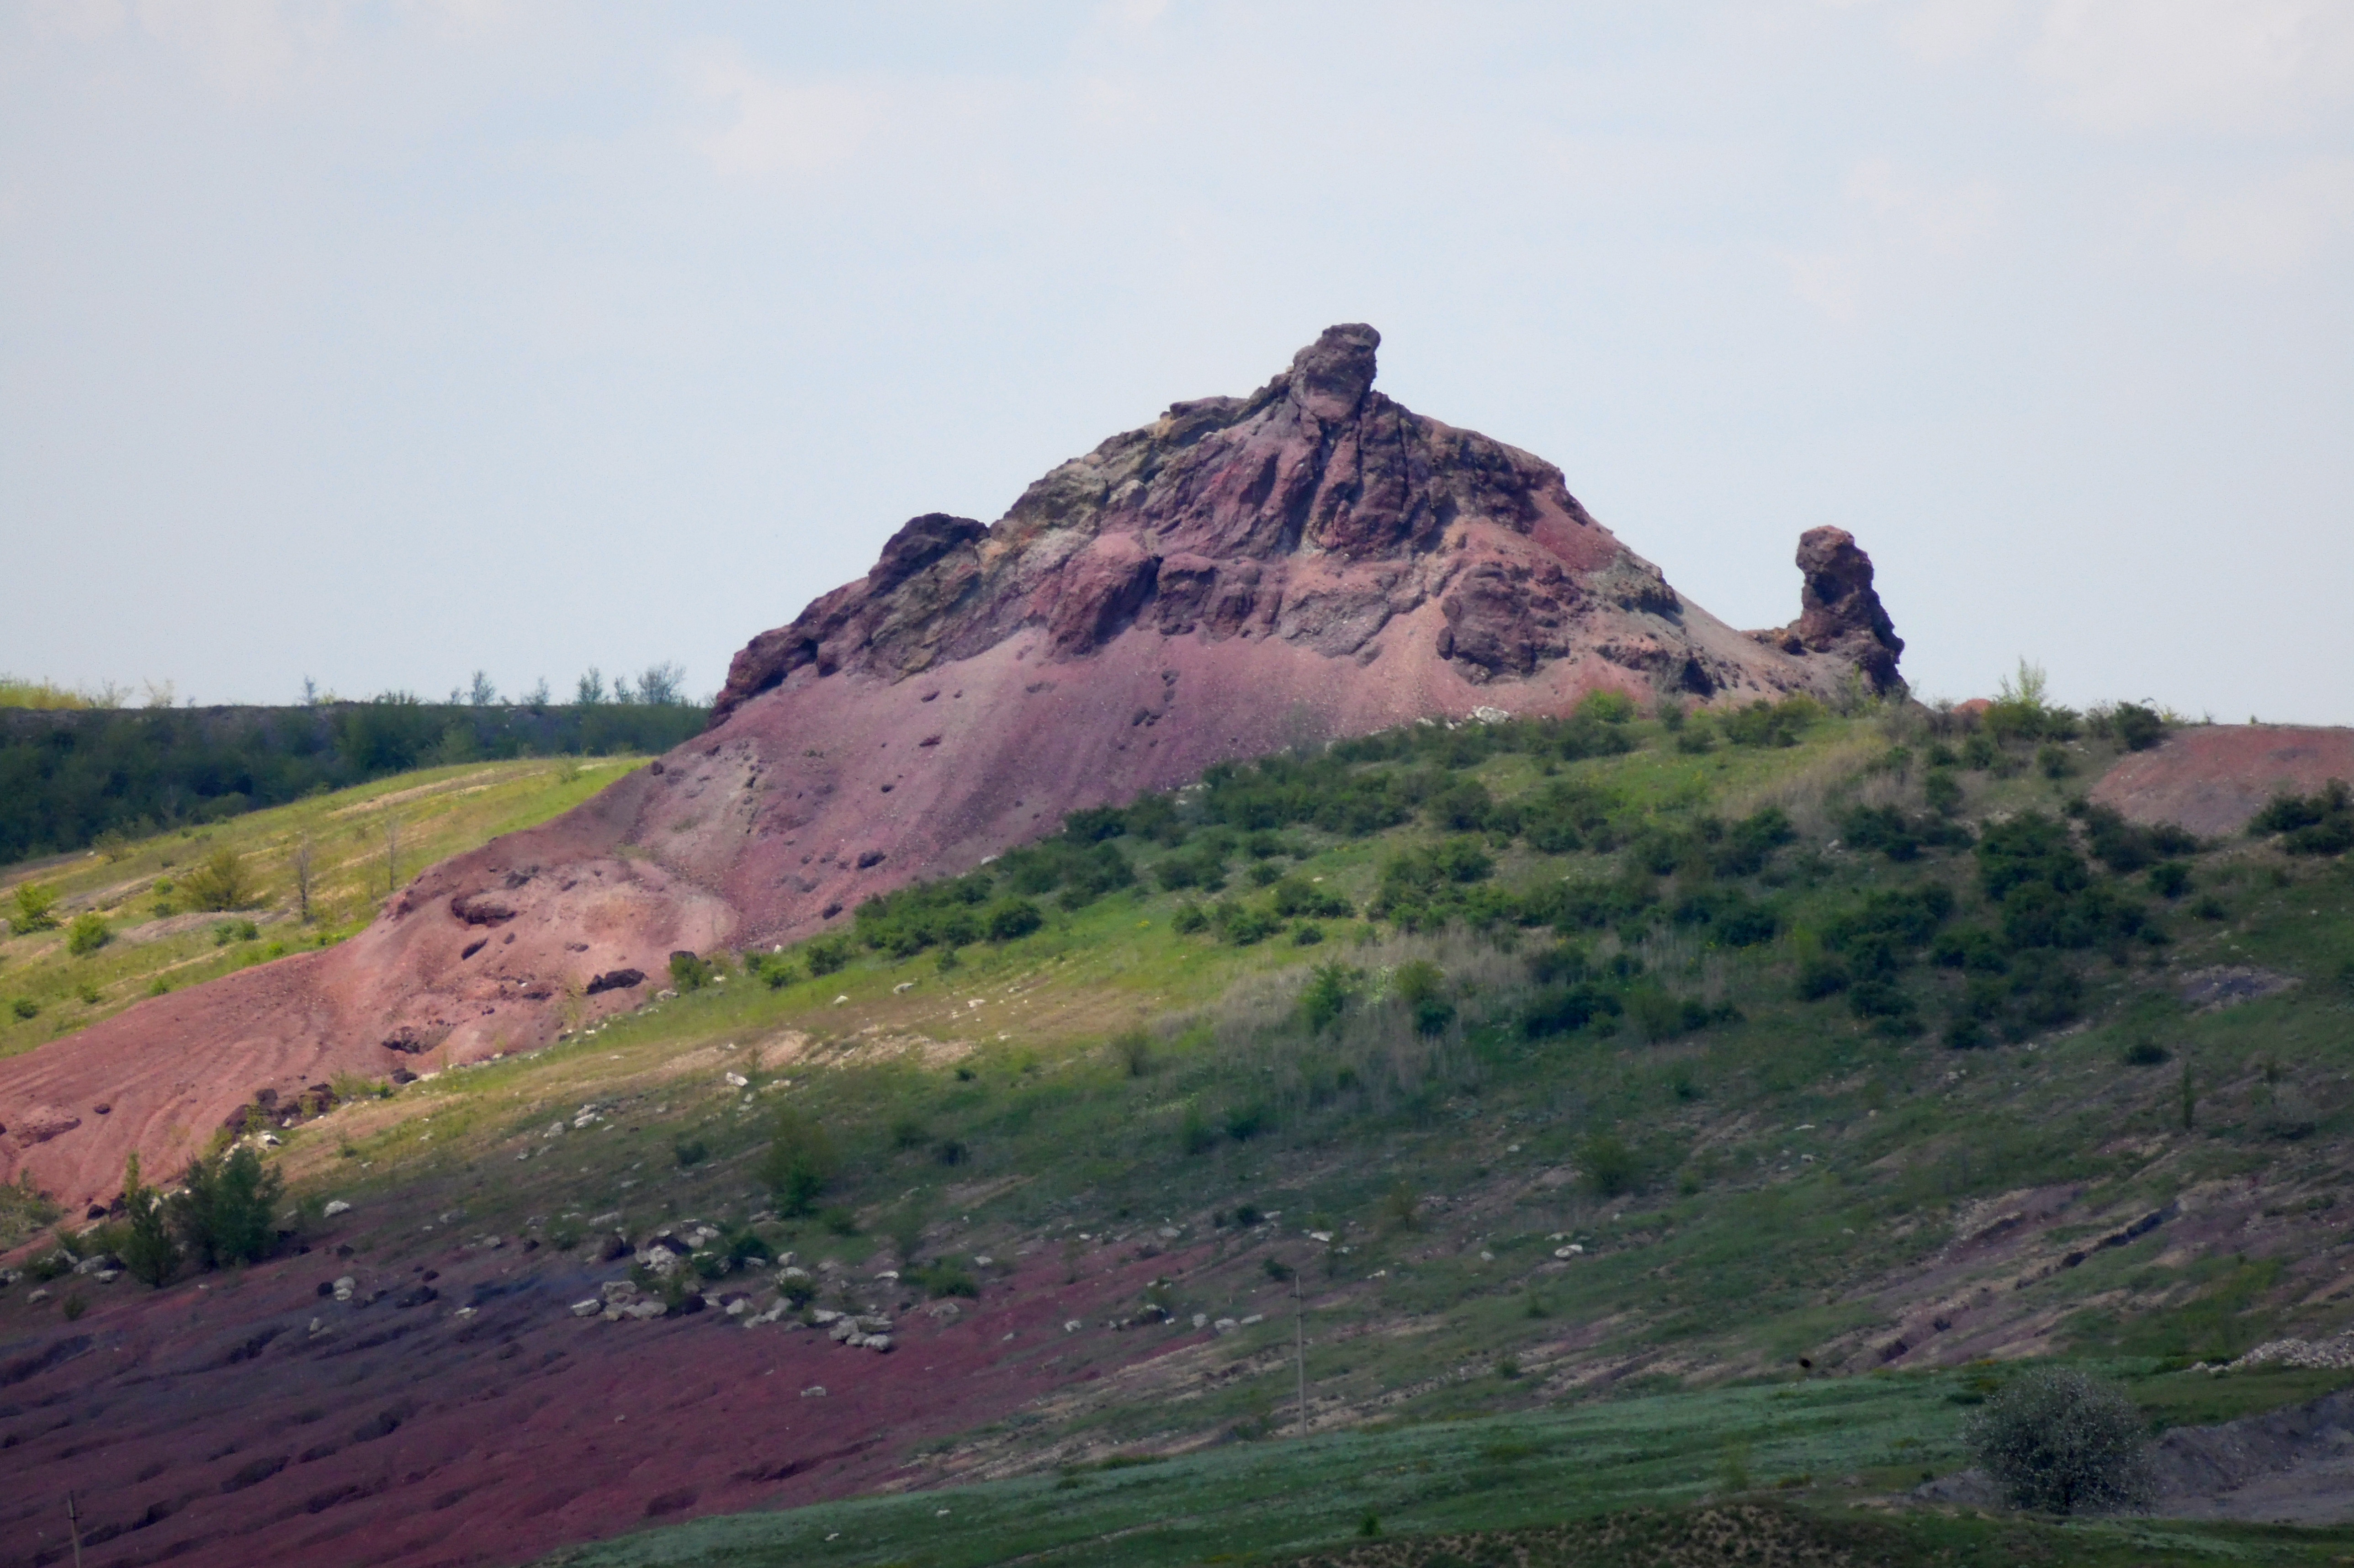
[0,325,1903,1205]
[715,325,1881,720]
[1750,526,1905,694]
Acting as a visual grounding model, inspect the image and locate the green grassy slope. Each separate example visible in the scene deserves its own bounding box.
[0,757,647,1059]
[528,1374,2354,1567]
[15,698,2354,1563]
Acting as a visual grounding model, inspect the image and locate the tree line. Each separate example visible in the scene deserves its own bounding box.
[0,689,707,864]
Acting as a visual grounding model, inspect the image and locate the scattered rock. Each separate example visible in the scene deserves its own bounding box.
[585,969,645,996]
[323,1200,352,1218]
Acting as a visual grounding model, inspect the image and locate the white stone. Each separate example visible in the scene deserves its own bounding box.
[323,1200,352,1218]
[1239,1314,1263,1327]
[1553,1244,1585,1259]
[724,1072,748,1087]
[1193,1313,1208,1328]
[570,1298,602,1317]
[1064,1319,1083,1334]
[1213,1318,1238,1334]
[832,994,850,1006]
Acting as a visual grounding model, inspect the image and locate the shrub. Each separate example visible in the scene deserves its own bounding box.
[805,936,854,975]
[985,898,1044,943]
[2036,744,2073,780]
[747,950,800,989]
[668,950,714,991]
[1113,1028,1154,1076]
[1171,903,1209,935]
[1219,904,1281,946]
[179,848,256,912]
[1966,1367,2153,1515]
[212,919,259,945]
[8,881,60,933]
[1582,1134,1641,1198]
[2124,1038,2169,1067]
[673,1137,709,1168]
[2148,862,2191,899]
[170,1145,285,1270]
[758,1109,839,1216]
[1923,769,1964,816]
[2111,703,2166,752]
[2249,779,2353,856]
[10,996,37,1021]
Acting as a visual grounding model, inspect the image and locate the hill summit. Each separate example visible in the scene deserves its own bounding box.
[0,325,1902,1202]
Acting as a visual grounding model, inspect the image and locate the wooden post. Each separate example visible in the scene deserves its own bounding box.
[66,1491,84,1568]
[1294,1262,1306,1437]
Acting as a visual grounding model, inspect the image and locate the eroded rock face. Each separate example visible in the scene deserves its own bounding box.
[714,324,1855,717]
[1751,526,1905,694]
[0,324,1903,1205]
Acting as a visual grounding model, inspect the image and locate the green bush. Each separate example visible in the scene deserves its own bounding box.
[758,1108,839,1216]
[1171,903,1209,935]
[673,1137,709,1168]
[10,996,38,1021]
[805,936,854,975]
[1582,1134,1641,1198]
[179,847,256,912]
[212,918,259,945]
[985,898,1044,942]
[2249,779,2353,856]
[2110,702,2166,752]
[9,881,60,933]
[668,950,714,991]
[1966,1368,2153,1514]
[747,950,800,989]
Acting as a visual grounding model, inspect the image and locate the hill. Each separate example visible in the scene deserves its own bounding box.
[0,325,1913,1203]
[3,699,2351,1568]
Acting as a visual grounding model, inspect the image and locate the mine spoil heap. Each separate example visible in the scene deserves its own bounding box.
[0,324,1900,1203]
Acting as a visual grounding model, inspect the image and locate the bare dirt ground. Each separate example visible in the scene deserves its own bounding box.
[0,1215,1206,1568]
[2091,724,2354,837]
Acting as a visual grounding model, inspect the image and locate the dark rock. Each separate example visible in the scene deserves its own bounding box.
[584,969,645,996]
[1752,526,1905,694]
[381,1027,435,1055]
[460,939,487,960]
[450,893,517,927]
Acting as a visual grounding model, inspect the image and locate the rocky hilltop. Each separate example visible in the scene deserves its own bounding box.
[0,325,1902,1203]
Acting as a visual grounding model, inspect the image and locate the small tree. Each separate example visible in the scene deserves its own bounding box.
[467,670,498,706]
[9,881,60,933]
[170,1145,285,1271]
[179,848,254,912]
[636,662,686,705]
[118,1153,181,1286]
[1967,1367,2154,1515]
[575,667,606,705]
[383,811,403,894]
[288,837,316,923]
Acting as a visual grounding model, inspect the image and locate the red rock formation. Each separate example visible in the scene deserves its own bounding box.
[1750,525,1905,694]
[0,325,1901,1205]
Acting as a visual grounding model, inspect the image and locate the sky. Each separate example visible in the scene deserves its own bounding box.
[3,1,2350,720]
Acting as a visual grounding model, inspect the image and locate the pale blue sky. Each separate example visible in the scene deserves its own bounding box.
[4,1,2350,719]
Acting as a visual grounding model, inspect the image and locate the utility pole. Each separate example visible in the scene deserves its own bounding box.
[66,1491,84,1568]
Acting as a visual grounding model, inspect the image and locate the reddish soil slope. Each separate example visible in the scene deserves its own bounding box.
[2090,725,2354,836]
[1,325,1902,1208]
[0,1215,1197,1568]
